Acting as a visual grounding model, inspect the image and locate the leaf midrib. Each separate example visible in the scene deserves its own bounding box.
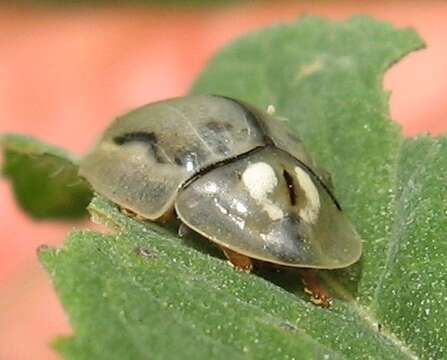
[323,134,431,360]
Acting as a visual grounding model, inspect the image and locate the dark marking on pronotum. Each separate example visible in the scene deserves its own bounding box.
[213,94,274,145]
[174,156,184,166]
[282,169,297,206]
[113,131,158,146]
[199,121,232,155]
[204,120,233,132]
[113,131,167,164]
[209,96,341,211]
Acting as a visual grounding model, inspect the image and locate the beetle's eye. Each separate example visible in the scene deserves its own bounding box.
[282,169,297,206]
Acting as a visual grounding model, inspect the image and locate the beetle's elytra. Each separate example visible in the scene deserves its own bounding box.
[80,95,362,306]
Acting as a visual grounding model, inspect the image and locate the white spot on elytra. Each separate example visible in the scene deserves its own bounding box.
[262,203,284,220]
[294,166,320,223]
[242,162,277,198]
[242,162,283,220]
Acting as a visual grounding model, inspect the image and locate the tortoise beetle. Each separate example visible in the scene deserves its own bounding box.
[79,95,362,306]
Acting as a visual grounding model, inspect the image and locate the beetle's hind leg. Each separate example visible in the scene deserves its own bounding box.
[220,246,253,273]
[156,206,175,225]
[298,269,332,307]
[120,207,146,221]
[178,222,191,237]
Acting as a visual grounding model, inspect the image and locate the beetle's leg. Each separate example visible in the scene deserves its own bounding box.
[121,207,137,217]
[120,207,146,221]
[220,246,253,273]
[178,223,191,237]
[156,206,175,225]
[298,269,332,307]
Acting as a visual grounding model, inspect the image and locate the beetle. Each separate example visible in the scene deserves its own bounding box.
[79,95,362,307]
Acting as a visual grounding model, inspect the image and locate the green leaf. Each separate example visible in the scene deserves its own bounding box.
[1,134,92,219]
[41,197,343,360]
[191,15,447,356]
[17,16,447,359]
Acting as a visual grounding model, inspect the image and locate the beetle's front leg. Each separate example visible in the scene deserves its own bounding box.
[220,246,253,273]
[120,207,146,221]
[177,222,191,237]
[156,206,175,225]
[298,269,332,307]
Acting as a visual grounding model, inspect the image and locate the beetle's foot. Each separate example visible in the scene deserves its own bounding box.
[221,247,253,273]
[120,207,147,221]
[121,207,137,218]
[298,270,332,308]
[156,207,175,225]
[227,259,253,273]
[178,223,191,237]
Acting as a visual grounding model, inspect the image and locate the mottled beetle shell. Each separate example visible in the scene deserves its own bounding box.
[80,95,361,268]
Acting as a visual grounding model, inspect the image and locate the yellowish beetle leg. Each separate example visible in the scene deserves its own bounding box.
[298,269,332,308]
[220,246,253,273]
[120,207,146,221]
[121,207,136,217]
[177,222,191,237]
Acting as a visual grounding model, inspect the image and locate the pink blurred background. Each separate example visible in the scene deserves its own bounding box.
[1,2,446,359]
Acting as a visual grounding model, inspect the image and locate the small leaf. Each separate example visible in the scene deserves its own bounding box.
[1,134,92,219]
